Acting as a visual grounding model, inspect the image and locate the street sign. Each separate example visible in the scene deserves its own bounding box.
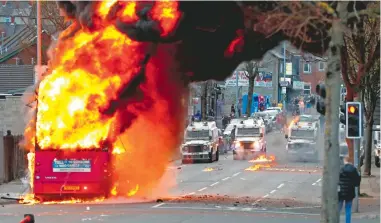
[282,87,286,94]
[280,81,289,87]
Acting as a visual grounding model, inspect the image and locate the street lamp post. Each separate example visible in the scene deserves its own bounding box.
[283,41,287,113]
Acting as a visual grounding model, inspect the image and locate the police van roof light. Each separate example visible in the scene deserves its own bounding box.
[240,121,244,124]
[203,122,208,126]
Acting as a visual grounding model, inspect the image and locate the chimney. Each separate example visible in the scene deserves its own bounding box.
[2,1,6,7]
[10,16,14,25]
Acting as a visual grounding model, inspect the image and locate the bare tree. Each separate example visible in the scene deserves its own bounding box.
[341,2,380,164]
[361,61,380,175]
[242,61,259,116]
[17,1,69,64]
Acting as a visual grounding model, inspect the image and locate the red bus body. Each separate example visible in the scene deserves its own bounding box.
[33,149,111,199]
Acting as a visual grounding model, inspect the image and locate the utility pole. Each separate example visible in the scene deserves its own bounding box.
[235,71,239,118]
[283,41,287,113]
[37,0,42,73]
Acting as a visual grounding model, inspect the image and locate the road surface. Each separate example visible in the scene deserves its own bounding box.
[0,131,379,222]
[167,131,324,205]
[0,201,379,223]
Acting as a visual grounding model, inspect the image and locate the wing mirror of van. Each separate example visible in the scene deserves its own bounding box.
[260,133,264,137]
[285,134,288,139]
[374,140,378,145]
[209,136,212,140]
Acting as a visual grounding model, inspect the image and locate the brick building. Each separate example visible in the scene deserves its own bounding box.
[298,54,326,95]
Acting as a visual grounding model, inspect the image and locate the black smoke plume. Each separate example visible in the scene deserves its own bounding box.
[56,1,371,82]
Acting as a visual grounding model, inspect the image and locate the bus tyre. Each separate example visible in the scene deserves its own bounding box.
[375,156,380,168]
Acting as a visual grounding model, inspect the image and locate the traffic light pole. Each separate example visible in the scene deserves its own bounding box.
[353,138,360,212]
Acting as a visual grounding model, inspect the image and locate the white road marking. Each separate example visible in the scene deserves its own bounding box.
[316,178,322,182]
[263,194,269,198]
[312,182,316,186]
[240,178,246,180]
[184,192,195,196]
[270,190,277,194]
[251,200,262,206]
[232,172,241,177]
[222,177,230,181]
[277,183,284,189]
[210,182,219,187]
[198,187,208,192]
[152,203,166,208]
[252,199,262,206]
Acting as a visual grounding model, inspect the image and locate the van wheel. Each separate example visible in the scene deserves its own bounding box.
[208,152,213,163]
[375,156,380,168]
[216,150,219,161]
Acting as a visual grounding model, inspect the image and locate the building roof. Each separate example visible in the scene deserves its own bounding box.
[0,65,34,94]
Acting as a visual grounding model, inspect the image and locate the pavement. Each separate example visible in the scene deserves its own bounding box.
[0,131,379,223]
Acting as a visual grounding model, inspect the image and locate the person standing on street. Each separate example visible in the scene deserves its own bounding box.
[338,156,361,223]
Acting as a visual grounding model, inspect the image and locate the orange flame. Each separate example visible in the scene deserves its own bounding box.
[245,155,276,172]
[288,116,300,130]
[203,167,214,172]
[23,1,184,203]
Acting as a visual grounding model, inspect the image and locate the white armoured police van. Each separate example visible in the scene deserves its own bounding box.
[232,119,267,160]
[181,121,220,163]
[286,120,319,161]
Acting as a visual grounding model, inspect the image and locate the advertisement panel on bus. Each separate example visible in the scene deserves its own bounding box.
[33,148,112,200]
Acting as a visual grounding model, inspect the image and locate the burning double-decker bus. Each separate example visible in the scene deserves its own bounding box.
[23,1,183,202]
[33,143,112,200]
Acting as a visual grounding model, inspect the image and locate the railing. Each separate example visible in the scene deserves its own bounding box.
[3,134,27,183]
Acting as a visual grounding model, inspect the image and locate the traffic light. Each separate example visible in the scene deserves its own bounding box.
[345,102,362,138]
[315,83,326,115]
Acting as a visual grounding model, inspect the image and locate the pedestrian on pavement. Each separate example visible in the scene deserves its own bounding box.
[194,110,201,121]
[231,104,236,115]
[338,156,361,223]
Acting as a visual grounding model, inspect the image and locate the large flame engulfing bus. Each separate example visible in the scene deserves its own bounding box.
[23,1,184,203]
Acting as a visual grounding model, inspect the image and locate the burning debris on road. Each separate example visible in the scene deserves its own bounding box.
[245,155,276,171]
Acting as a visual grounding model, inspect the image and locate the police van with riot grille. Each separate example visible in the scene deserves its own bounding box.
[181,121,220,163]
[233,119,267,160]
[285,118,319,162]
